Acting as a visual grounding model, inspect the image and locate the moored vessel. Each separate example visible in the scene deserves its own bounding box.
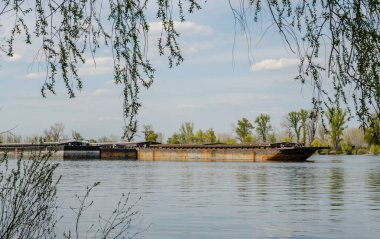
[137,142,327,162]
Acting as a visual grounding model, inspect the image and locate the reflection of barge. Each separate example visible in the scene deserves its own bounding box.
[137,143,326,162]
[0,141,326,162]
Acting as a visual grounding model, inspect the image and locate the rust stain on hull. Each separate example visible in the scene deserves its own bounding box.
[138,144,321,162]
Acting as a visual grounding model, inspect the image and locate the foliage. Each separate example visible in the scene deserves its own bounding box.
[370,145,380,155]
[356,148,368,155]
[231,0,380,128]
[310,138,329,154]
[167,133,181,144]
[307,109,319,146]
[195,130,205,143]
[97,135,120,143]
[254,114,272,143]
[204,128,217,143]
[340,140,353,155]
[0,153,142,239]
[0,0,203,140]
[310,138,321,148]
[343,128,367,149]
[88,139,98,144]
[282,136,292,143]
[44,123,65,142]
[179,122,196,144]
[1,133,22,144]
[142,125,158,142]
[167,125,216,144]
[364,115,380,146]
[235,118,254,143]
[72,131,84,141]
[286,111,301,143]
[268,133,276,143]
[0,154,60,239]
[326,108,347,151]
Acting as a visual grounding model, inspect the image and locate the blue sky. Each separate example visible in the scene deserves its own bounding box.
[0,0,316,141]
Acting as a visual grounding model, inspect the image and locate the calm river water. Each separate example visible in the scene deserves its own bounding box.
[53,155,380,238]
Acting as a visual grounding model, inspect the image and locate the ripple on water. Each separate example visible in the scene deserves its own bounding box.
[41,155,380,238]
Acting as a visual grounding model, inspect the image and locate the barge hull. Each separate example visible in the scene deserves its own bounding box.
[137,147,317,162]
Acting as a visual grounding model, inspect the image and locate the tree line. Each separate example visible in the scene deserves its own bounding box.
[2,108,380,154]
[148,108,380,155]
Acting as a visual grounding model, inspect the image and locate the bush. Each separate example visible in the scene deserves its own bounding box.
[355,148,368,155]
[370,145,380,155]
[340,141,353,155]
[0,152,60,239]
[0,153,141,239]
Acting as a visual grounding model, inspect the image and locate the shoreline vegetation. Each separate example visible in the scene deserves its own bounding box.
[2,108,380,156]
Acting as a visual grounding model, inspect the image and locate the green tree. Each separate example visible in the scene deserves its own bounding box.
[235,118,254,144]
[307,109,319,146]
[167,133,181,144]
[364,115,380,146]
[326,108,347,151]
[142,124,159,142]
[204,128,217,143]
[254,114,272,143]
[72,130,84,141]
[179,122,195,144]
[287,111,301,143]
[299,109,309,145]
[268,133,277,143]
[195,130,205,143]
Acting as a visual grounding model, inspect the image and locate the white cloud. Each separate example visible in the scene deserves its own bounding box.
[26,71,45,79]
[250,58,299,72]
[79,57,114,76]
[4,53,22,62]
[149,21,213,36]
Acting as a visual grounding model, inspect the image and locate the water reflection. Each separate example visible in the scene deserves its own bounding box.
[235,166,252,202]
[329,167,345,209]
[255,166,269,201]
[52,156,380,239]
[366,167,380,206]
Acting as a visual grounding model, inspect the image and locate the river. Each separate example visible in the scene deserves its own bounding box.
[51,155,380,238]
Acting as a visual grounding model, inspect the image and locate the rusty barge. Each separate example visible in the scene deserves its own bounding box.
[137,143,323,162]
[0,141,325,162]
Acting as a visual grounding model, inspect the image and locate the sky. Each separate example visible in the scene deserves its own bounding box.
[0,0,319,141]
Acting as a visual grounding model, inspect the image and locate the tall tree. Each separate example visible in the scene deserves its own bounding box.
[179,122,195,144]
[142,124,158,142]
[235,118,254,144]
[204,128,217,144]
[307,109,319,146]
[254,114,272,143]
[195,130,205,143]
[167,133,181,144]
[287,112,301,143]
[299,109,309,145]
[72,130,84,141]
[44,123,65,142]
[326,108,347,151]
